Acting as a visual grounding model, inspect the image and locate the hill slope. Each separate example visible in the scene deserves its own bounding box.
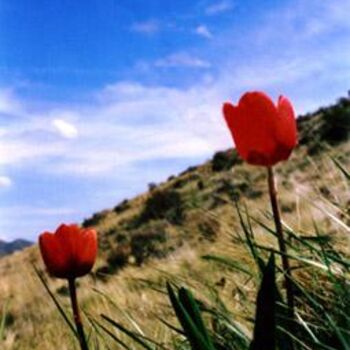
[0,95,349,349]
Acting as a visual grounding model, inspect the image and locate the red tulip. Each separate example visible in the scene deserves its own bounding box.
[223,91,297,166]
[39,224,97,279]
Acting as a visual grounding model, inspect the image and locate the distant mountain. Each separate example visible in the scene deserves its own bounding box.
[0,239,33,256]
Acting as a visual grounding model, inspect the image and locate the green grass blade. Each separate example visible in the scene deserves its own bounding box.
[178,287,214,347]
[250,253,276,350]
[101,314,155,350]
[235,203,265,275]
[166,282,215,350]
[93,318,132,350]
[33,265,77,338]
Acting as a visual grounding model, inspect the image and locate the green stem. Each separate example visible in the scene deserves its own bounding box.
[267,166,295,319]
[68,278,89,350]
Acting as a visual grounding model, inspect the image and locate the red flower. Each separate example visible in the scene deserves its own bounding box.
[223,91,297,166]
[39,224,97,279]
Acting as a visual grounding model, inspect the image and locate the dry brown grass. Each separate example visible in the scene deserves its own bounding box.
[0,137,349,349]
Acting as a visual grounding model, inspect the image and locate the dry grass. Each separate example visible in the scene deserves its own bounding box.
[0,134,349,349]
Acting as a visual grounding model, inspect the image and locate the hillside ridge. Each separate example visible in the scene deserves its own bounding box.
[0,239,33,257]
[0,94,348,349]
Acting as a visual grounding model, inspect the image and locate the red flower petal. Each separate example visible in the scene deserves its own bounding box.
[39,232,71,278]
[73,228,97,277]
[276,96,298,151]
[56,224,80,267]
[39,224,97,279]
[223,91,297,166]
[224,92,279,165]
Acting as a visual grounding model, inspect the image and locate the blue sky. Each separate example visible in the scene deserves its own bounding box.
[0,0,350,240]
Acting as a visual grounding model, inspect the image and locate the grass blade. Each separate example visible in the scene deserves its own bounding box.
[33,265,77,338]
[250,253,276,350]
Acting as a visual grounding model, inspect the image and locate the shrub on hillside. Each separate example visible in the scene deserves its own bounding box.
[197,179,205,190]
[216,179,240,200]
[321,102,350,144]
[298,97,350,152]
[148,182,157,192]
[82,210,108,227]
[106,243,131,272]
[198,217,220,241]
[212,149,241,172]
[138,189,184,225]
[130,224,168,265]
[172,173,201,189]
[113,199,130,214]
[179,165,199,176]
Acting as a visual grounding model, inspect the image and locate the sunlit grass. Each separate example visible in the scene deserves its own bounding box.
[0,135,349,349]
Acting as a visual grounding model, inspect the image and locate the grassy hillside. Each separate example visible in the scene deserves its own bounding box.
[0,96,349,349]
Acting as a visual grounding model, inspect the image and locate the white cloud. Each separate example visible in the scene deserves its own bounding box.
[0,176,12,188]
[130,20,159,34]
[0,79,226,177]
[53,118,78,139]
[195,25,213,39]
[205,1,233,15]
[1,0,350,179]
[0,89,23,116]
[155,52,211,68]
[0,139,65,166]
[2,0,350,241]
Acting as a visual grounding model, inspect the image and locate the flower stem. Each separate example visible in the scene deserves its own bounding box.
[68,278,89,350]
[267,167,295,319]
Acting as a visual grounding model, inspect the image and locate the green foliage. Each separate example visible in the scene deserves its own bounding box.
[212,150,241,172]
[130,224,168,265]
[113,199,130,214]
[198,217,219,242]
[215,179,240,201]
[106,243,130,272]
[249,254,277,350]
[56,285,70,297]
[172,173,201,190]
[321,100,350,145]
[180,165,199,176]
[41,109,350,350]
[82,210,108,228]
[298,96,350,154]
[166,283,216,350]
[197,179,205,190]
[138,189,184,225]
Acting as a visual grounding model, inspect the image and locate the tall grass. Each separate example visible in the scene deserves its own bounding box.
[43,157,348,349]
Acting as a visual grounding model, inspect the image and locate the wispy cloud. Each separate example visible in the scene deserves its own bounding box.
[53,119,78,139]
[205,1,234,15]
[0,176,12,188]
[2,0,350,179]
[0,80,225,177]
[0,89,24,117]
[2,0,350,240]
[195,25,213,39]
[155,52,211,68]
[130,20,159,34]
